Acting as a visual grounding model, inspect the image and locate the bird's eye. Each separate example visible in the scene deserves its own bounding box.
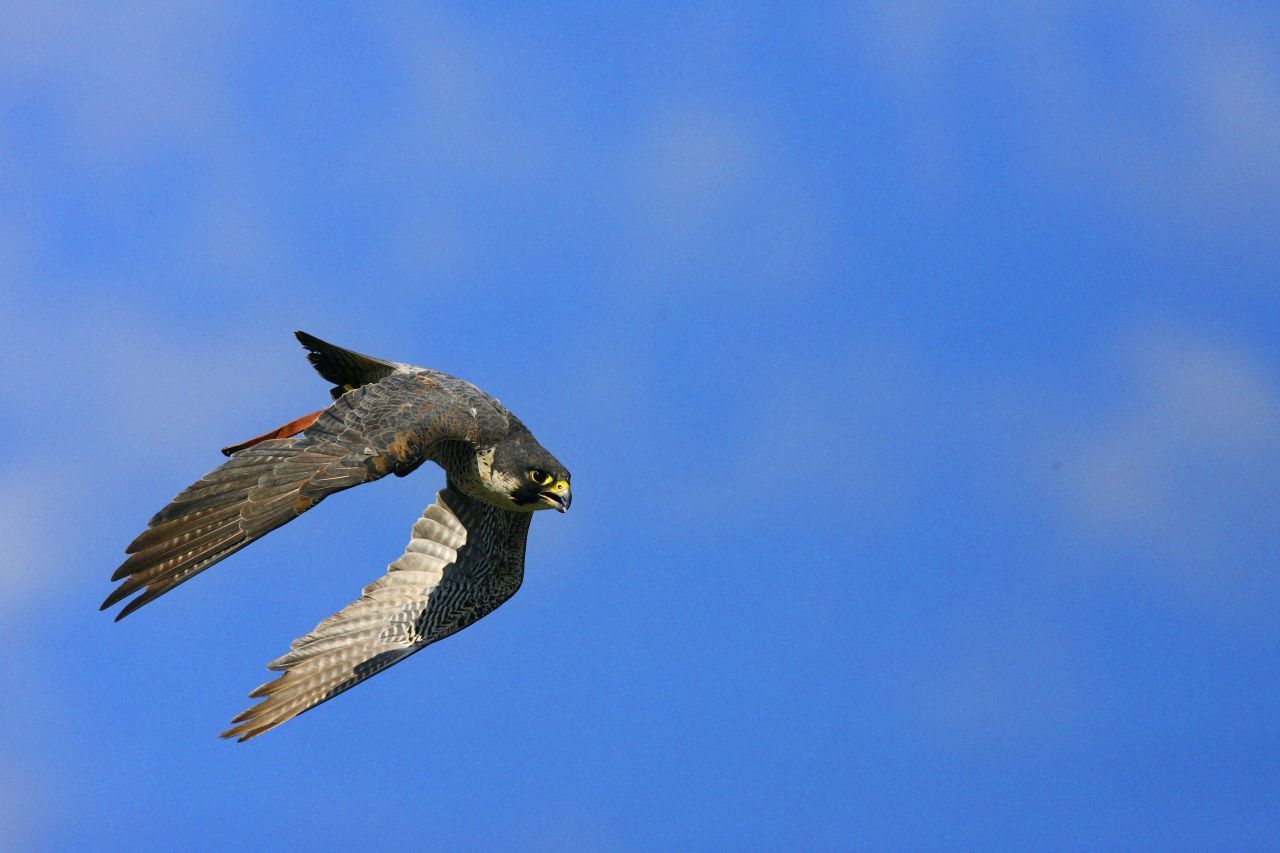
[529,470,552,486]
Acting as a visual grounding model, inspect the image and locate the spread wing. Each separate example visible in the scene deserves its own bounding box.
[103,371,500,620]
[295,330,406,399]
[221,487,531,741]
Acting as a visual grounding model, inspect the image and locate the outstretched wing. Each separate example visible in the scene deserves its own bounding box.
[295,330,406,399]
[103,371,500,620]
[221,487,531,742]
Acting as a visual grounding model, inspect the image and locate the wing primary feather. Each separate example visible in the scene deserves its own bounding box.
[104,437,378,618]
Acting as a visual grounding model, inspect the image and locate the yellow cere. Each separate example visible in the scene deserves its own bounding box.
[550,480,569,493]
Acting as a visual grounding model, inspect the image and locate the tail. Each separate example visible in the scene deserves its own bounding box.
[220,409,324,457]
[102,437,371,620]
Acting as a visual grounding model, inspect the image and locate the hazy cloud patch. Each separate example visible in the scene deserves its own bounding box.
[1038,327,1280,609]
[617,109,832,298]
[888,621,1100,746]
[0,768,50,849]
[843,1,1280,238]
[0,470,70,616]
[0,1,242,172]
[672,338,937,533]
[377,6,559,186]
[632,112,755,232]
[1,291,299,456]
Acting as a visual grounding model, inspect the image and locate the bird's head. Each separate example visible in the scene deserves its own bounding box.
[486,432,572,513]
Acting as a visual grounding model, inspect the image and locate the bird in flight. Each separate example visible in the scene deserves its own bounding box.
[102,331,572,741]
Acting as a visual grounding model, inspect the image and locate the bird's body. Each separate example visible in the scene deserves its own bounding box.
[103,332,571,741]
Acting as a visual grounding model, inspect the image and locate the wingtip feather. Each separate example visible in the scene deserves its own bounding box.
[114,591,156,621]
[248,678,278,699]
[221,709,279,742]
[101,584,132,612]
[230,705,257,724]
[218,724,256,742]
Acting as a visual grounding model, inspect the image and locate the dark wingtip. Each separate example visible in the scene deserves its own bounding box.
[101,584,129,610]
[294,331,328,366]
[107,588,143,620]
[114,593,153,621]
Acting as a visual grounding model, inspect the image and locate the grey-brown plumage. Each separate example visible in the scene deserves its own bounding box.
[103,331,571,741]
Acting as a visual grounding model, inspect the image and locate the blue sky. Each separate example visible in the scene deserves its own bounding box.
[2,2,1279,849]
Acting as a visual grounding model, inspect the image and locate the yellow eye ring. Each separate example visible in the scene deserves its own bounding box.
[530,469,552,486]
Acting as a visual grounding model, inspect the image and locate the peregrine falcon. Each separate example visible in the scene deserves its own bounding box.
[102,331,572,741]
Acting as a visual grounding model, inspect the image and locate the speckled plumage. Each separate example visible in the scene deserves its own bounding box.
[103,332,570,741]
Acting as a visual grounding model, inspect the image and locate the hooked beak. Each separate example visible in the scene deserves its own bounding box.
[539,484,572,513]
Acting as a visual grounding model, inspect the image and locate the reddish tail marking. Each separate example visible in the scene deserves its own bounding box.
[220,409,325,457]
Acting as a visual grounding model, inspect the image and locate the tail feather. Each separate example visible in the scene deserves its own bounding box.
[220,409,324,457]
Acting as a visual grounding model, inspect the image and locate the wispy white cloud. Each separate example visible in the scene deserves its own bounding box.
[888,621,1100,745]
[0,286,312,621]
[1,293,301,451]
[631,112,755,232]
[0,1,305,310]
[1035,326,1280,610]
[0,1,242,171]
[0,212,37,301]
[707,316,1280,621]
[0,767,50,850]
[670,338,933,534]
[1034,5,1280,239]
[0,471,69,616]
[380,8,557,186]
[616,107,833,299]
[843,1,1280,239]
